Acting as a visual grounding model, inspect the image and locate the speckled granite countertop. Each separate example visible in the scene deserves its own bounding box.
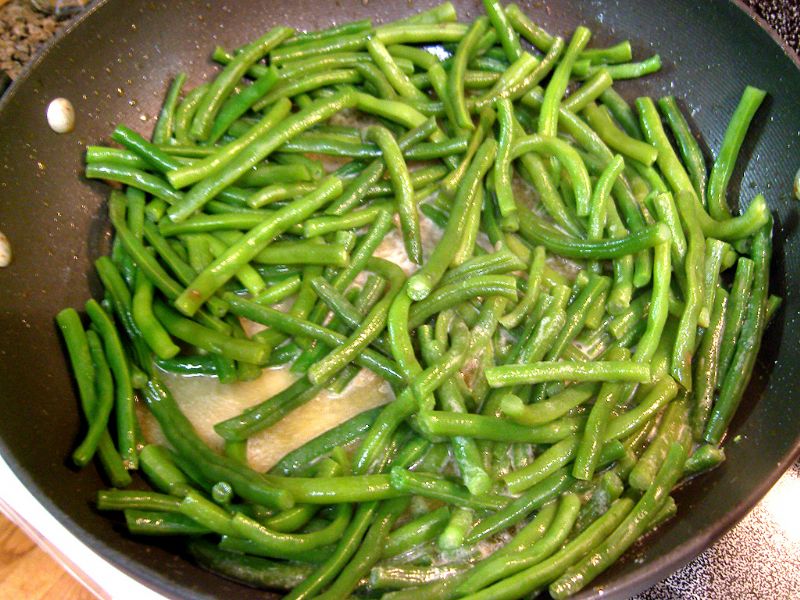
[0,1,798,599]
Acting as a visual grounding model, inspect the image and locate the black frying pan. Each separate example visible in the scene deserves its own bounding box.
[1,1,799,598]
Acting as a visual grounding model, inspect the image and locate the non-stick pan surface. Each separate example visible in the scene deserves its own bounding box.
[1,1,798,598]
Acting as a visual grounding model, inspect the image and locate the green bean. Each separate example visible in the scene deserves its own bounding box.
[699,239,727,327]
[125,187,146,240]
[435,506,471,551]
[499,246,544,328]
[573,470,625,534]
[109,194,227,333]
[352,62,395,99]
[365,37,425,100]
[538,26,591,137]
[511,134,592,216]
[176,489,237,536]
[572,350,631,481]
[450,17,489,129]
[174,83,209,144]
[67,326,114,468]
[633,241,672,365]
[419,333,492,495]
[512,122,583,237]
[152,73,186,144]
[549,443,686,598]
[501,383,596,426]
[415,68,501,91]
[254,68,362,111]
[388,43,439,70]
[417,411,583,444]
[583,103,658,166]
[493,98,518,226]
[272,153,325,180]
[383,505,450,557]
[249,239,348,267]
[651,192,687,270]
[505,437,623,494]
[717,257,755,383]
[225,292,403,386]
[605,376,679,441]
[175,177,341,314]
[636,95,698,198]
[562,69,613,113]
[409,275,517,329]
[85,162,181,204]
[316,497,408,600]
[473,38,565,114]
[463,497,634,600]
[137,447,192,500]
[407,138,497,300]
[294,217,393,362]
[586,155,625,248]
[629,394,691,490]
[684,444,726,476]
[547,273,611,362]
[287,19,372,45]
[658,95,708,206]
[309,259,404,385]
[153,301,267,364]
[97,489,182,513]
[210,68,280,143]
[443,107,495,197]
[214,375,321,441]
[285,501,377,600]
[368,126,422,263]
[172,100,293,190]
[244,181,318,209]
[707,86,767,220]
[239,163,313,188]
[230,503,351,558]
[187,539,313,590]
[505,4,555,53]
[580,41,632,64]
[705,221,771,443]
[253,275,301,306]
[599,87,642,139]
[131,273,179,360]
[272,31,370,64]
[308,277,371,333]
[375,22,468,46]
[191,27,293,140]
[159,213,272,237]
[85,146,150,170]
[325,120,437,215]
[458,494,581,595]
[124,509,209,536]
[670,191,706,389]
[588,55,661,79]
[85,299,138,468]
[303,201,391,237]
[484,0,522,61]
[464,469,573,547]
[170,91,354,222]
[389,468,506,511]
[263,462,336,531]
[269,407,381,475]
[144,378,293,509]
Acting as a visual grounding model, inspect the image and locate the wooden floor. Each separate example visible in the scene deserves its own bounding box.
[0,513,94,599]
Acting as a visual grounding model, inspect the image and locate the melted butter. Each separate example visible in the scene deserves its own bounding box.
[140,366,394,472]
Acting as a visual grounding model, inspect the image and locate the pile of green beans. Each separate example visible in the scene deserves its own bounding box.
[58,2,781,598]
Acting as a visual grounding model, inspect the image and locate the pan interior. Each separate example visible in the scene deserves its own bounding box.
[0,1,798,598]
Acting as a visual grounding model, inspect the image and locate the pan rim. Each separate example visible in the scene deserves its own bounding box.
[0,1,798,598]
